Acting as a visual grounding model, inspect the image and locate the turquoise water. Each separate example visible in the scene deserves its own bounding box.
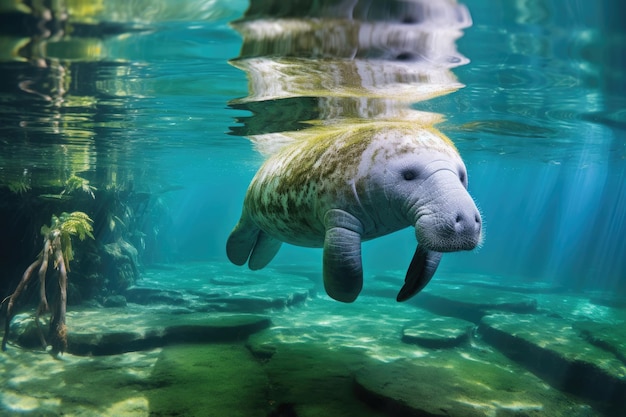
[0,0,624,289]
[0,0,625,416]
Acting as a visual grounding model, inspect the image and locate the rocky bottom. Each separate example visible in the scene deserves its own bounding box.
[1,262,625,417]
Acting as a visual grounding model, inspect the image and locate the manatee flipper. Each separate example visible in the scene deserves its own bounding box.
[396,246,442,302]
[323,209,364,303]
[226,217,259,266]
[249,231,282,270]
[227,215,282,269]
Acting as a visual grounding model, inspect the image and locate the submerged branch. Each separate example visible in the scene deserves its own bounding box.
[2,212,93,355]
[49,245,68,356]
[2,256,44,351]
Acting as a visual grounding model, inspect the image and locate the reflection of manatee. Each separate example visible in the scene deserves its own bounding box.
[227,123,482,302]
[229,0,471,107]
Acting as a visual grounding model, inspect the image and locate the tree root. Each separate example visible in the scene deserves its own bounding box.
[49,244,68,355]
[2,212,93,357]
[2,256,44,351]
[2,231,68,356]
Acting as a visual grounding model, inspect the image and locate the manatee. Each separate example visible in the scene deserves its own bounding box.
[226,123,482,302]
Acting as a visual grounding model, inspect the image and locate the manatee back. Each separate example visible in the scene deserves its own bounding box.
[242,122,460,245]
[243,126,375,246]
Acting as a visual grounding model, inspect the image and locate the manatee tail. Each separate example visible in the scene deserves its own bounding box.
[226,217,282,270]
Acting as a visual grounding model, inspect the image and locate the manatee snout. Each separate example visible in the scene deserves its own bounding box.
[396,177,481,303]
[448,205,482,249]
[414,180,482,253]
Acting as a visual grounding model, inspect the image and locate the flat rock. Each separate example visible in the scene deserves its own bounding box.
[440,274,565,294]
[146,344,269,417]
[480,313,626,413]
[3,266,617,416]
[259,342,387,417]
[0,343,270,417]
[364,272,562,302]
[11,307,271,355]
[245,291,609,416]
[124,287,188,306]
[587,292,626,309]
[246,330,278,361]
[532,292,626,323]
[355,360,486,417]
[103,294,128,308]
[245,294,439,362]
[354,353,600,417]
[402,315,474,349]
[125,263,315,313]
[204,289,310,312]
[1,347,162,416]
[411,283,538,323]
[574,320,626,365]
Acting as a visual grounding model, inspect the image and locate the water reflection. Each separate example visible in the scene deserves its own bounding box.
[0,0,245,299]
[0,0,242,191]
[0,1,132,190]
[229,0,472,147]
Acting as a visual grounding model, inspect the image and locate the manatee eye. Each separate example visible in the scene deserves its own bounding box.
[459,171,467,185]
[402,169,417,181]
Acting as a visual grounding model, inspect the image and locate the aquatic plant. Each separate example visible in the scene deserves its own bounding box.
[1,211,94,356]
[60,175,96,199]
[45,211,95,266]
[6,180,31,194]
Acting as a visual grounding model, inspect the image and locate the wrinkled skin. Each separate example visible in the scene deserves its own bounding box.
[227,126,482,302]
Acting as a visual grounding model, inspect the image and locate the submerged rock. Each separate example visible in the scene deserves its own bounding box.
[103,295,127,308]
[574,320,626,365]
[355,360,486,417]
[587,293,626,309]
[124,287,188,306]
[259,343,386,417]
[354,354,601,417]
[440,275,565,294]
[4,268,620,417]
[102,239,139,292]
[147,344,270,417]
[126,264,316,313]
[0,343,270,417]
[533,292,622,322]
[246,330,278,361]
[9,308,271,356]
[401,315,474,349]
[480,313,626,414]
[411,283,538,323]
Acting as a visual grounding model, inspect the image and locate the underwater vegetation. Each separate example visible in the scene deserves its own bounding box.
[60,175,97,200]
[2,211,94,356]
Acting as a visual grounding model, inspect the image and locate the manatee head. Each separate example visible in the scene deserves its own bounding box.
[371,128,482,252]
[356,127,482,301]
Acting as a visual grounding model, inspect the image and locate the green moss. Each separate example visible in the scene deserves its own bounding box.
[147,344,270,417]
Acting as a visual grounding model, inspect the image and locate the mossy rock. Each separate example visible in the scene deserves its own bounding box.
[402,315,474,349]
[260,343,387,417]
[574,320,626,364]
[480,313,626,413]
[9,309,271,355]
[146,344,270,417]
[354,352,601,417]
[410,283,538,323]
[0,343,270,417]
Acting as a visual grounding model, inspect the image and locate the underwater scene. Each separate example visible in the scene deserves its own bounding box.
[0,0,625,416]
